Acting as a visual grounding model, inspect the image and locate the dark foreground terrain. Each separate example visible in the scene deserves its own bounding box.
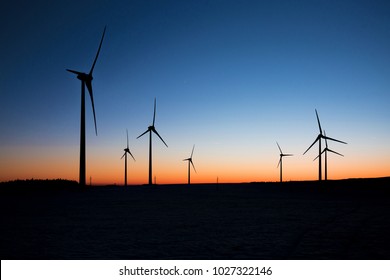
[1,178,390,259]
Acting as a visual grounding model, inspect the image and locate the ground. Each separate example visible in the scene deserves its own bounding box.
[1,178,390,259]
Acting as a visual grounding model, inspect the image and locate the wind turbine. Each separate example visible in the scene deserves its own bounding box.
[303,109,347,181]
[121,129,136,186]
[313,130,344,181]
[66,26,106,186]
[137,98,168,185]
[183,145,196,185]
[276,142,293,183]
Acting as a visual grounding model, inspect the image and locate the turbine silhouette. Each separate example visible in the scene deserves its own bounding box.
[137,98,168,185]
[313,130,344,181]
[276,142,293,183]
[121,129,136,186]
[183,145,196,185]
[66,26,106,186]
[303,109,347,181]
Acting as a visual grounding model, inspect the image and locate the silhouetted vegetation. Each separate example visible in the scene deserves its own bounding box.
[0,179,79,194]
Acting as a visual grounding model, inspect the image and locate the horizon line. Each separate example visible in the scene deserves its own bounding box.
[2,176,389,187]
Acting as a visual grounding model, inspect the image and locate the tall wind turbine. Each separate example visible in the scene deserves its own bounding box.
[313,130,344,181]
[121,129,136,186]
[276,142,293,183]
[137,98,168,185]
[183,145,196,185]
[303,109,347,181]
[66,26,106,186]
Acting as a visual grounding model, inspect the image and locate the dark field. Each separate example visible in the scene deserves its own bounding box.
[1,178,390,260]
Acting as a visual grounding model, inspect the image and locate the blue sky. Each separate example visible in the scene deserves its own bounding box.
[1,0,389,184]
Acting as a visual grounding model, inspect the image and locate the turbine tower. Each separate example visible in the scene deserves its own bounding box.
[303,109,346,181]
[183,145,196,185]
[66,26,106,186]
[313,130,344,181]
[121,129,136,186]
[137,98,168,185]
[276,142,293,183]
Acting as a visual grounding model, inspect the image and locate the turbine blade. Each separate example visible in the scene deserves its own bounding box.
[127,150,136,161]
[315,109,323,134]
[328,149,344,157]
[190,144,195,158]
[277,157,281,168]
[86,81,97,135]
[152,98,156,126]
[190,160,197,173]
[276,141,282,154]
[152,128,168,147]
[137,129,149,139]
[66,69,83,75]
[313,149,325,161]
[284,154,293,157]
[323,135,347,145]
[89,26,106,76]
[126,129,129,149]
[324,130,329,148]
[121,152,125,159]
[303,136,319,155]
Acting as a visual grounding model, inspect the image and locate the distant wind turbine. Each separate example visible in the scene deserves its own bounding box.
[137,98,168,185]
[66,26,106,186]
[303,109,347,181]
[121,129,136,186]
[183,145,196,185]
[276,142,293,183]
[313,130,344,181]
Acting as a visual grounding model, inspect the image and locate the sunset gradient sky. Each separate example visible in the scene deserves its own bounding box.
[1,0,389,185]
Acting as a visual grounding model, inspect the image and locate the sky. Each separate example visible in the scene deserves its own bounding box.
[1,0,389,185]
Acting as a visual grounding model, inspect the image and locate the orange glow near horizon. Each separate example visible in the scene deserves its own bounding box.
[1,164,389,185]
[1,144,389,185]
[0,159,389,185]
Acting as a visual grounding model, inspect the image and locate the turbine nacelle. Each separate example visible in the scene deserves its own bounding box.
[77,73,92,82]
[280,153,293,157]
[66,70,93,81]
